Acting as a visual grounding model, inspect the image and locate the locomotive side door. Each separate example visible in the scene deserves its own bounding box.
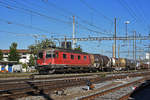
[45,49,56,65]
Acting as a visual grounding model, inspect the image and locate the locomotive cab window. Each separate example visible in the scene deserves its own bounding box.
[56,52,58,58]
[84,56,87,60]
[46,53,51,58]
[46,51,55,58]
[71,55,74,59]
[53,54,55,58]
[78,55,81,60]
[38,52,43,59]
[63,54,67,59]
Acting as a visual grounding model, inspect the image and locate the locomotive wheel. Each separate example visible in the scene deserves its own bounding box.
[92,68,97,72]
[48,69,55,74]
[39,71,43,75]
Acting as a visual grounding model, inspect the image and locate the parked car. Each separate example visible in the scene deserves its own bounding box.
[13,64,22,72]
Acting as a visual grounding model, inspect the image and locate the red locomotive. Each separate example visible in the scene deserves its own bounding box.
[36,48,111,74]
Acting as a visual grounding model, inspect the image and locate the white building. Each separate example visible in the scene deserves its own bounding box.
[146,53,150,60]
[2,49,32,64]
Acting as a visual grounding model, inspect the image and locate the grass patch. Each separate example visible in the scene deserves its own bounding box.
[100,73,106,78]
[0,73,33,78]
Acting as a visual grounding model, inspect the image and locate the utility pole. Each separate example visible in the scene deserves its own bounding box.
[132,31,136,60]
[113,18,117,58]
[72,16,76,49]
[128,38,130,58]
[118,44,120,59]
[133,31,137,70]
[125,21,130,37]
[134,31,136,61]
[133,31,135,60]
[64,35,67,49]
[112,44,114,58]
[125,21,130,58]
[149,48,150,69]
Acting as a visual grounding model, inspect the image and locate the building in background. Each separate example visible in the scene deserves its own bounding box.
[1,49,32,64]
[146,53,150,60]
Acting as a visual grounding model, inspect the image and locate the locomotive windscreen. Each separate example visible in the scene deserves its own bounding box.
[46,51,55,58]
[38,52,43,59]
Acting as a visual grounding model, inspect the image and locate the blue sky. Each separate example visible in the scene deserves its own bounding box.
[0,0,150,59]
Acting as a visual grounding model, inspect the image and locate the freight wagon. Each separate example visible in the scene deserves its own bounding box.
[111,58,137,71]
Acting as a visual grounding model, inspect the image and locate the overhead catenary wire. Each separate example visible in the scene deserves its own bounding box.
[117,0,139,24]
[76,22,113,35]
[0,1,72,25]
[0,18,51,33]
[19,0,73,21]
[117,0,150,33]
[0,30,48,45]
[0,30,45,37]
[134,0,149,30]
[41,0,113,35]
[79,0,114,35]
[0,29,72,40]
[79,0,113,23]
[0,0,111,36]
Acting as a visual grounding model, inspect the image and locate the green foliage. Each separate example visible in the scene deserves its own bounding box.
[74,45,82,52]
[28,38,55,55]
[28,38,84,56]
[22,63,28,69]
[28,45,38,55]
[0,49,3,60]
[8,42,20,62]
[28,55,35,66]
[100,74,106,78]
[41,38,55,48]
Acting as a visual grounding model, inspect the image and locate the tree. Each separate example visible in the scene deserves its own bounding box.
[22,63,28,69]
[28,45,38,55]
[74,45,82,52]
[41,38,55,48]
[8,42,20,62]
[28,38,55,55]
[28,55,35,66]
[0,49,3,60]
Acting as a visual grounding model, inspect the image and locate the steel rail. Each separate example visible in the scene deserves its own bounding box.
[79,78,146,100]
[0,71,150,99]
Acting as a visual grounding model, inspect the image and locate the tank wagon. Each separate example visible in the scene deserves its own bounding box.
[139,60,149,69]
[90,54,112,71]
[111,58,137,71]
[36,48,138,74]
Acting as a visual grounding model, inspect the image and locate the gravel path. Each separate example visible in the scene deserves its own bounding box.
[16,76,143,100]
[94,86,134,100]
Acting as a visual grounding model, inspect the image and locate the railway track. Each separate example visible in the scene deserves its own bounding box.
[0,69,148,83]
[118,93,132,100]
[79,76,150,100]
[79,77,145,100]
[0,71,150,100]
